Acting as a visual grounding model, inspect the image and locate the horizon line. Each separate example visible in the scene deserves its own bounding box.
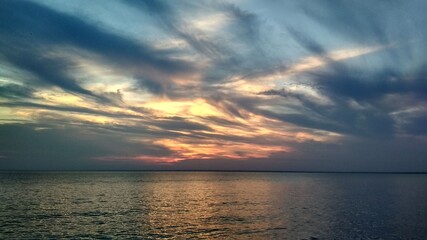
[1,170,426,174]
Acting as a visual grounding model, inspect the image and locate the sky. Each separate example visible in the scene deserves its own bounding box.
[0,0,426,171]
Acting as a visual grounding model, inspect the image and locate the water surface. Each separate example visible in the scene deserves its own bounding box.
[0,172,426,239]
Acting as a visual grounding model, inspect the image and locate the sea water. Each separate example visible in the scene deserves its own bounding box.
[0,172,426,239]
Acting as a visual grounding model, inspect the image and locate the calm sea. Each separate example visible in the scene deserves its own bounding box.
[0,172,426,239]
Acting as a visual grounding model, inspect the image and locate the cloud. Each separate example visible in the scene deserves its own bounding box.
[154,117,212,131]
[1,47,101,99]
[394,108,427,135]
[0,101,142,119]
[123,0,224,63]
[245,0,427,139]
[0,0,194,99]
[124,0,281,86]
[0,83,34,99]
[0,123,172,170]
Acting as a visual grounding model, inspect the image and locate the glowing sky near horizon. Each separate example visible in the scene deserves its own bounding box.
[1,0,427,171]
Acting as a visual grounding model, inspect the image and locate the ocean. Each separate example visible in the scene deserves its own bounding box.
[0,172,426,239]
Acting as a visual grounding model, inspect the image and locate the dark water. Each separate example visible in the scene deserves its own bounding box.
[0,172,426,239]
